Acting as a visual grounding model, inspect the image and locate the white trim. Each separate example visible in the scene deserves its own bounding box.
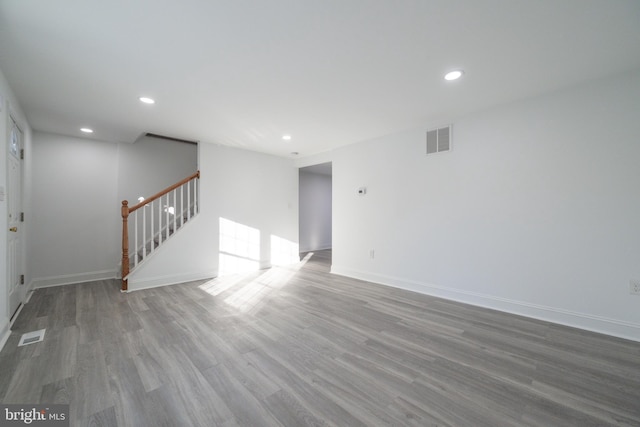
[330,265,640,343]
[259,260,272,270]
[299,244,332,253]
[24,278,35,300]
[9,302,24,326]
[32,269,117,289]
[24,288,34,303]
[127,270,216,292]
[0,317,11,352]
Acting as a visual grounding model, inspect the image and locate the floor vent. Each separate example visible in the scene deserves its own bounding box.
[18,329,46,347]
[426,125,452,155]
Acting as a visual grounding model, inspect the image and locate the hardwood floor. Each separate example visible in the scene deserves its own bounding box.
[1,249,639,426]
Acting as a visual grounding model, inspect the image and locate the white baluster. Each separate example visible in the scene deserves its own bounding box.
[187,180,191,221]
[165,193,169,241]
[142,204,147,258]
[194,178,198,215]
[134,210,139,267]
[158,196,162,245]
[180,185,184,227]
[172,188,177,236]
[150,200,154,254]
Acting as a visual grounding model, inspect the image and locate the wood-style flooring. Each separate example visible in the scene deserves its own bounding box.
[1,250,639,426]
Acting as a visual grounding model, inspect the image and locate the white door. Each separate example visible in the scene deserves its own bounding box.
[7,117,23,320]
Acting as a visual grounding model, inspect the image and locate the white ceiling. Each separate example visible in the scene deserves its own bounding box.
[1,0,639,158]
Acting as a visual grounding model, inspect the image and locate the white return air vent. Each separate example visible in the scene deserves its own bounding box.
[426,125,452,155]
[18,329,46,346]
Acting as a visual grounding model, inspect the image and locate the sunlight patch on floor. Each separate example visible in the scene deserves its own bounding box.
[198,274,247,297]
[223,252,314,313]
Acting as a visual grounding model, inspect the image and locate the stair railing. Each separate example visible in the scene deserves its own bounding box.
[121,171,200,291]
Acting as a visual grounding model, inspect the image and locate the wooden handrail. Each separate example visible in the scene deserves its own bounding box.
[121,170,200,291]
[128,170,200,214]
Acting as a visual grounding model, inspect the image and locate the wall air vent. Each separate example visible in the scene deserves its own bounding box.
[426,125,452,155]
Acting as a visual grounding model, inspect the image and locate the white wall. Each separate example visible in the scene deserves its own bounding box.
[330,70,640,341]
[128,143,299,290]
[299,170,332,252]
[0,66,32,348]
[29,132,198,288]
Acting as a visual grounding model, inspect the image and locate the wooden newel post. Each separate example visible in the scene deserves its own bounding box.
[121,200,129,291]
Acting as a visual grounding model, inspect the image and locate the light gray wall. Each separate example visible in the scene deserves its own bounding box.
[117,135,198,207]
[29,132,197,288]
[299,170,332,252]
[127,143,299,289]
[31,133,119,285]
[329,70,640,341]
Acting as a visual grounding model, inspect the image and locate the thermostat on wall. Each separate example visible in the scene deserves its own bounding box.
[358,187,367,195]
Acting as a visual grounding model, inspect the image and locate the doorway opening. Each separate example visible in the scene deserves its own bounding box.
[298,162,332,267]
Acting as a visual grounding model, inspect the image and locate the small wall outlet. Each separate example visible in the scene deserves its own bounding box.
[369,249,375,259]
[630,279,640,295]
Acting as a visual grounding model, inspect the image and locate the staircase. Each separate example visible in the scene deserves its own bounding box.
[130,203,197,265]
[121,171,200,291]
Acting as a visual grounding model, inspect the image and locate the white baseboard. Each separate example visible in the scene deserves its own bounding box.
[299,244,332,253]
[24,279,36,301]
[0,317,11,352]
[259,260,272,270]
[331,265,640,343]
[32,269,117,289]
[24,287,34,303]
[127,270,217,292]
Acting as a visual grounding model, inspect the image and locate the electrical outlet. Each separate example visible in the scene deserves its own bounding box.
[369,249,375,259]
[630,279,640,295]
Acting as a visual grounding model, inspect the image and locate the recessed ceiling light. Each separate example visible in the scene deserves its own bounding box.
[80,128,93,133]
[444,70,464,81]
[139,96,155,104]
[282,134,292,141]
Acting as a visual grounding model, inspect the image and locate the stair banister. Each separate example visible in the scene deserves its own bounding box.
[121,170,200,291]
[121,200,130,291]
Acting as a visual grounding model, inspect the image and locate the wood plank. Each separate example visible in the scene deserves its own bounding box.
[1,251,639,426]
[74,340,113,420]
[201,362,281,427]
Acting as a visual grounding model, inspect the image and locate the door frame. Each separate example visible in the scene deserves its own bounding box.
[7,114,25,323]
[298,162,333,256]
